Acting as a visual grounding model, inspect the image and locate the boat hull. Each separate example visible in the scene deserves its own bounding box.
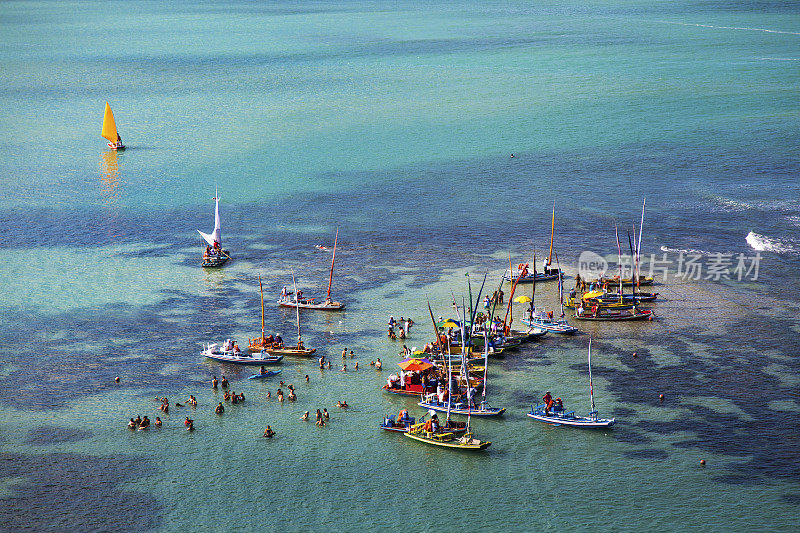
[278,299,344,310]
[404,430,491,450]
[248,370,282,379]
[520,317,577,334]
[202,252,230,268]
[574,309,653,321]
[202,346,283,365]
[418,400,505,417]
[503,270,562,283]
[527,410,615,428]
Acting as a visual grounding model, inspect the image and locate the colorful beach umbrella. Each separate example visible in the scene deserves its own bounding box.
[398,358,434,371]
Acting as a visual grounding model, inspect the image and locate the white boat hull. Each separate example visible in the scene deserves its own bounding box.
[202,344,283,365]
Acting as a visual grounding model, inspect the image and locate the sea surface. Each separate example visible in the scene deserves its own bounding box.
[1,0,799,531]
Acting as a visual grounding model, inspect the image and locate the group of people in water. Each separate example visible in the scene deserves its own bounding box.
[128,415,161,430]
[387,316,413,340]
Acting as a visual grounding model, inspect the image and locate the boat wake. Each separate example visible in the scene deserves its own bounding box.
[660,246,722,256]
[653,20,800,36]
[745,231,796,254]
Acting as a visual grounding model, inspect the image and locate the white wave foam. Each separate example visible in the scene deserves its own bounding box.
[746,231,795,254]
[786,216,800,227]
[758,57,800,61]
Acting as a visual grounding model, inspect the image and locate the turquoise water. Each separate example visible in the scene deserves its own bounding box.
[1,1,799,530]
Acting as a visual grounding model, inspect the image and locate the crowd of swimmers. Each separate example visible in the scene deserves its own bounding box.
[126,343,366,437]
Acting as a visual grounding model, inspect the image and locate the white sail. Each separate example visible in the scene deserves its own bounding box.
[198,192,222,247]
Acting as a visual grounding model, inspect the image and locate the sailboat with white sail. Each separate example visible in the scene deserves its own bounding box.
[198,189,230,267]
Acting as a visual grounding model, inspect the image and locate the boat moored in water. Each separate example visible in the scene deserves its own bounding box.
[202,343,284,365]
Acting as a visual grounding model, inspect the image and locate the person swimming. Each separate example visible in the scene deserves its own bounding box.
[128,418,136,429]
[305,375,310,382]
[288,390,297,401]
[263,426,275,438]
[215,402,224,414]
[323,408,329,419]
[212,376,218,389]
[155,417,162,427]
[301,411,309,421]
[221,376,229,389]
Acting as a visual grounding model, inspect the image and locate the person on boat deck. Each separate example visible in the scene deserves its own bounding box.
[274,334,283,347]
[467,387,477,407]
[280,286,287,298]
[260,366,267,375]
[430,414,439,432]
[577,303,585,317]
[542,391,554,415]
[233,343,241,353]
[398,409,409,422]
[569,287,577,300]
[265,334,274,344]
[554,398,563,412]
[296,289,303,300]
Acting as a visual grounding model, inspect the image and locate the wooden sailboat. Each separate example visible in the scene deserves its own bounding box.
[278,228,344,310]
[520,252,578,334]
[574,223,653,321]
[101,102,125,150]
[527,339,615,428]
[198,189,230,267]
[266,272,317,356]
[248,275,316,354]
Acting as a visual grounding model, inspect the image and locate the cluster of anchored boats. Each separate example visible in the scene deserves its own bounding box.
[192,192,658,451]
[378,202,659,451]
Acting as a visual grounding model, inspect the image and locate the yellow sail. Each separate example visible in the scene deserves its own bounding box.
[101,102,119,143]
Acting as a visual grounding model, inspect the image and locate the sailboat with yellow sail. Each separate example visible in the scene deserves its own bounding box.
[101,102,125,151]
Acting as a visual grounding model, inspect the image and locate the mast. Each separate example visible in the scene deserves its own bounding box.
[481,326,489,409]
[615,222,623,301]
[555,252,564,317]
[531,251,537,314]
[547,202,555,268]
[588,339,596,414]
[427,299,442,355]
[326,227,338,301]
[628,229,638,300]
[259,274,265,343]
[292,271,302,345]
[637,199,646,288]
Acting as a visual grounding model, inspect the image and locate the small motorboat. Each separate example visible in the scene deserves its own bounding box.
[248,369,282,379]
